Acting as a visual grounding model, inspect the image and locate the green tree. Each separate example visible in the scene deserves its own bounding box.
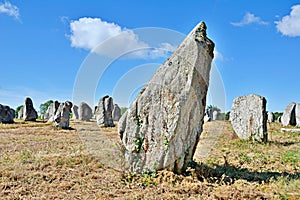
[274,112,283,120]
[39,100,53,115]
[207,105,221,112]
[15,105,23,118]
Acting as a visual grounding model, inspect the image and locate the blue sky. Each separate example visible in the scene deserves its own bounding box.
[1,0,300,113]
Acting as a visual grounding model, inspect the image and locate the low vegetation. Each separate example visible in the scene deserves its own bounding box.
[0,120,299,199]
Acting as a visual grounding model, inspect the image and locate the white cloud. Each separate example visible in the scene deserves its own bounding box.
[0,1,20,20]
[136,42,177,59]
[231,12,268,26]
[69,17,175,59]
[275,5,300,37]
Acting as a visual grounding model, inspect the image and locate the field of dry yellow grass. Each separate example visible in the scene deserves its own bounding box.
[0,119,299,199]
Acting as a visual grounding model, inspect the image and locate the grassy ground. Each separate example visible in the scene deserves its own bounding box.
[0,119,299,199]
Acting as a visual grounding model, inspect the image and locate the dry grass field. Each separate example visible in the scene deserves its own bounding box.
[0,119,299,199]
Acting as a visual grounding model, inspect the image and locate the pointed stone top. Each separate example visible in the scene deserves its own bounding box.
[193,21,214,58]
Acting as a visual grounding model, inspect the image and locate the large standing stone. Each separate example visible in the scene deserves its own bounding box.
[113,104,121,121]
[79,102,92,121]
[54,101,73,129]
[72,105,79,120]
[46,101,60,122]
[96,95,115,127]
[18,106,24,119]
[268,112,275,122]
[0,104,15,123]
[23,97,37,121]
[118,22,214,173]
[230,94,267,142]
[281,102,296,126]
[295,103,300,126]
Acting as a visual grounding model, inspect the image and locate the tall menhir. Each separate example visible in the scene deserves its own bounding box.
[118,21,214,174]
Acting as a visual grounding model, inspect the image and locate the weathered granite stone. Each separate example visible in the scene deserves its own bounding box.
[46,101,60,122]
[0,104,15,123]
[18,106,24,119]
[72,105,79,120]
[113,104,121,121]
[230,94,267,142]
[212,110,219,121]
[54,101,72,129]
[79,102,92,121]
[118,22,214,173]
[268,112,275,122]
[23,97,37,121]
[96,95,115,127]
[281,102,296,126]
[296,103,300,126]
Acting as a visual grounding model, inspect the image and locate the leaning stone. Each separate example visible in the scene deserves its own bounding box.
[268,112,275,122]
[230,94,268,142]
[23,97,38,121]
[95,95,115,127]
[113,104,121,121]
[281,102,296,126]
[0,104,15,123]
[54,101,72,129]
[118,21,214,173]
[79,102,92,121]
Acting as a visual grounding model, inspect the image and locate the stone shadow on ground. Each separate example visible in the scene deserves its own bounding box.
[268,140,300,146]
[188,161,300,185]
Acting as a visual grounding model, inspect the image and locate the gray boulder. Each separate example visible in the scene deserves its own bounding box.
[96,95,115,127]
[54,101,73,129]
[113,104,121,121]
[72,105,79,120]
[281,102,296,126]
[268,112,275,122]
[296,103,300,126]
[118,22,214,173]
[79,102,92,121]
[0,104,15,123]
[18,106,24,119]
[212,110,219,121]
[46,101,60,122]
[230,94,268,142]
[23,97,37,121]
